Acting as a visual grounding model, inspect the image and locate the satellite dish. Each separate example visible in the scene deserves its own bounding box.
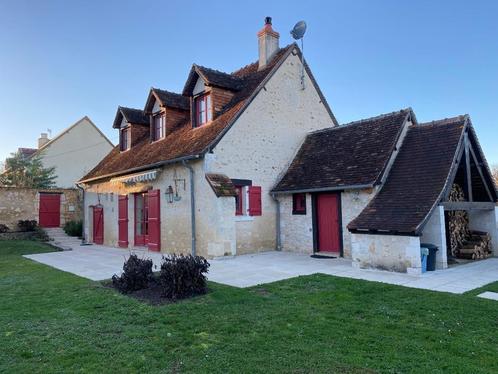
[290,21,307,90]
[290,21,307,40]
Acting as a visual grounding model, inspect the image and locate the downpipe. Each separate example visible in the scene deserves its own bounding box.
[271,193,282,251]
[182,160,196,256]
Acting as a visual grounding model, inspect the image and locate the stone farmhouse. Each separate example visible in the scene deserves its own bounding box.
[78,18,498,274]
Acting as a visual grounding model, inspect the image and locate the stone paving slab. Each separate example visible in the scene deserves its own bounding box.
[477,291,498,301]
[23,246,498,294]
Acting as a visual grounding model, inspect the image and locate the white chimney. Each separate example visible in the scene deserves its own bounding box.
[258,17,280,70]
[38,133,50,148]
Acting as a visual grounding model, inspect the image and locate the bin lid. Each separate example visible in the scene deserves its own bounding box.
[420,242,439,251]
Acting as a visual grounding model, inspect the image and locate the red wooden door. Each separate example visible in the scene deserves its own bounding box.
[316,193,341,253]
[93,206,104,245]
[118,195,128,248]
[39,193,61,228]
[147,190,161,252]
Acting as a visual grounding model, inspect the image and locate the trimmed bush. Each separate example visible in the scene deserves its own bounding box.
[112,254,153,294]
[17,220,38,232]
[0,224,10,233]
[64,220,82,237]
[159,254,210,300]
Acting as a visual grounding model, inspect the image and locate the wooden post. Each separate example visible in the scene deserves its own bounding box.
[464,132,473,201]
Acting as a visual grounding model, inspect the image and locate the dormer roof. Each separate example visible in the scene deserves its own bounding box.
[113,106,149,128]
[182,64,244,95]
[144,88,190,113]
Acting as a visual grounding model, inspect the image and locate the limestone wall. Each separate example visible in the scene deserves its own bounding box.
[468,207,498,257]
[420,205,448,269]
[83,161,236,258]
[207,50,335,254]
[351,233,422,274]
[0,187,82,229]
[341,189,376,258]
[279,194,313,253]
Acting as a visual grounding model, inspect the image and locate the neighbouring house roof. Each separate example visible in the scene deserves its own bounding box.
[205,173,237,197]
[144,88,190,113]
[17,148,37,159]
[112,107,149,128]
[272,109,413,193]
[37,116,114,154]
[183,64,244,95]
[80,43,337,183]
[348,116,471,235]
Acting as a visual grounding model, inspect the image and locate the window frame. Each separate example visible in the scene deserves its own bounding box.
[120,126,130,152]
[292,193,307,215]
[194,93,212,128]
[235,186,244,216]
[152,112,166,141]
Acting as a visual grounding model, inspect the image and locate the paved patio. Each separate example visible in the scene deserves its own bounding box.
[24,245,498,294]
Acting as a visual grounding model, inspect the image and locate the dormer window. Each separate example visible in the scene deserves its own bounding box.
[152,113,165,141]
[194,93,212,127]
[120,127,130,151]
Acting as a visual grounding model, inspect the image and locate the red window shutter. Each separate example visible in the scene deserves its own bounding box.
[147,190,161,252]
[248,186,262,216]
[118,195,128,248]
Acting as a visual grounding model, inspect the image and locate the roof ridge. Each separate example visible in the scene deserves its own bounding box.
[418,114,468,127]
[152,87,185,97]
[231,43,296,76]
[308,108,411,135]
[195,64,243,79]
[119,106,144,112]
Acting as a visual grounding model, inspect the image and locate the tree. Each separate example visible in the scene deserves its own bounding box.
[492,164,498,186]
[0,152,56,188]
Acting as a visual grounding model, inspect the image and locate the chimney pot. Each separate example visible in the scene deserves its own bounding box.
[258,16,279,70]
[38,133,50,148]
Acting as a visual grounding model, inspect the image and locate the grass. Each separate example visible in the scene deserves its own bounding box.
[1,240,498,373]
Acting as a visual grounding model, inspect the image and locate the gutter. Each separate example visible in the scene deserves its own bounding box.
[182,160,197,257]
[271,184,374,195]
[79,154,201,184]
[271,193,282,251]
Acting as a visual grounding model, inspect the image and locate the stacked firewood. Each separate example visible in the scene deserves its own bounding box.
[454,231,492,260]
[447,184,469,256]
[447,184,493,260]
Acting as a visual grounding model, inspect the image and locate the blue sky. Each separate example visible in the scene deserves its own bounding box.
[1,0,497,164]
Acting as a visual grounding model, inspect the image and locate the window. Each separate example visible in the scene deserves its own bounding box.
[120,127,130,151]
[292,193,306,215]
[194,93,212,127]
[232,179,262,217]
[153,113,165,141]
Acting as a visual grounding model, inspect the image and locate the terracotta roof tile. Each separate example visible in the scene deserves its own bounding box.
[205,173,237,197]
[273,109,411,192]
[348,116,467,235]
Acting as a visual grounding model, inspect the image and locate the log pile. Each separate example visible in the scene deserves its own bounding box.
[447,184,493,260]
[447,185,470,256]
[454,231,492,260]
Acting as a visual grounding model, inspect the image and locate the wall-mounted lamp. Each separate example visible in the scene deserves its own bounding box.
[165,185,174,203]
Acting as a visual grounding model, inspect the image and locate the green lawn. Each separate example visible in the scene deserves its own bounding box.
[1,241,498,373]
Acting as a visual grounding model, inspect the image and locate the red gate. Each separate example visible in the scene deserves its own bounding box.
[93,206,104,245]
[147,190,161,252]
[39,193,61,228]
[118,195,128,248]
[316,193,341,253]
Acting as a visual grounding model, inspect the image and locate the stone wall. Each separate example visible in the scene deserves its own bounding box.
[420,205,448,269]
[351,233,422,274]
[341,188,376,258]
[0,187,82,230]
[468,207,498,257]
[208,50,335,254]
[279,194,313,253]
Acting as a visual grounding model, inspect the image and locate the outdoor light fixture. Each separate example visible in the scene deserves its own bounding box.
[165,185,174,203]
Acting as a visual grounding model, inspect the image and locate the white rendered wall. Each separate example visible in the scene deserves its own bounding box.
[420,205,448,269]
[40,118,113,188]
[351,233,422,274]
[468,207,498,257]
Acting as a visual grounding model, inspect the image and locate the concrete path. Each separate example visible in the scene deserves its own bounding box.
[24,246,498,294]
